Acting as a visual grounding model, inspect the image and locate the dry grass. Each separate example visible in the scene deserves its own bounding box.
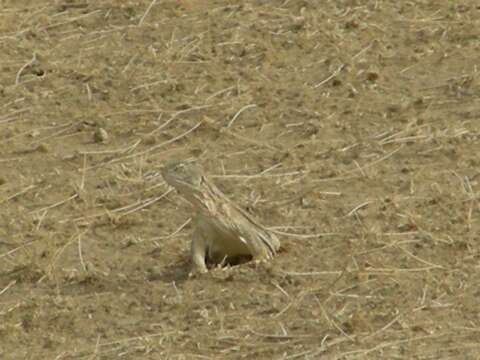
[1,0,479,359]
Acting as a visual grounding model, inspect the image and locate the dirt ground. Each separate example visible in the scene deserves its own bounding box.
[1,0,479,359]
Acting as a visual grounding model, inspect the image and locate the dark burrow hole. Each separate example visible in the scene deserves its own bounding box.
[206,254,253,269]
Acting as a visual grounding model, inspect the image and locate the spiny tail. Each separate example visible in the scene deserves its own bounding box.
[258,232,277,258]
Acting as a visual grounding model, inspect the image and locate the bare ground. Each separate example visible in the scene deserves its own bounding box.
[1,1,480,359]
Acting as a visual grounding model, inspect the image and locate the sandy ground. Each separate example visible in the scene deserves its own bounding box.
[1,1,480,359]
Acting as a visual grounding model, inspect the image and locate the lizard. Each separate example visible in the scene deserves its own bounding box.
[161,160,281,274]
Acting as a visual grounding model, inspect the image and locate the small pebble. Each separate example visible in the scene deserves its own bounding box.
[93,128,109,143]
[36,143,49,153]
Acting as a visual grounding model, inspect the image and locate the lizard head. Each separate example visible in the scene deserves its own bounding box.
[162,160,221,214]
[161,160,205,193]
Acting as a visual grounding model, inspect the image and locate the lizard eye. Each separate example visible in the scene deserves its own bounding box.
[175,164,186,174]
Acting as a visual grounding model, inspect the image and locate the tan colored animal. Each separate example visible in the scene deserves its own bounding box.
[162,161,280,273]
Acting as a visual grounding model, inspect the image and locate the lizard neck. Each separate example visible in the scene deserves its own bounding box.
[183,181,220,216]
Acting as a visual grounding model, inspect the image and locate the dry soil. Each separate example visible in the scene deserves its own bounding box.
[1,1,480,359]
